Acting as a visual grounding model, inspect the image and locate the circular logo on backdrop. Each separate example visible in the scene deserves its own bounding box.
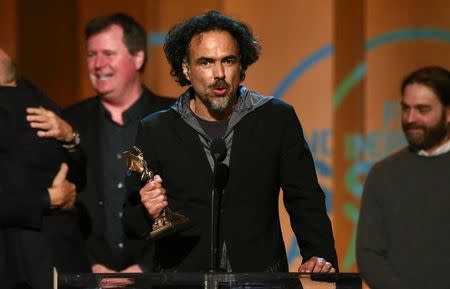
[270,28,450,270]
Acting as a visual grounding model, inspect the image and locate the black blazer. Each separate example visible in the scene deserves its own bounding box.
[124,96,338,272]
[63,87,174,271]
[0,80,90,289]
[0,82,55,230]
[0,186,48,229]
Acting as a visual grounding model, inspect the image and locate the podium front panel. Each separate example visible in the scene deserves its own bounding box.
[58,272,361,289]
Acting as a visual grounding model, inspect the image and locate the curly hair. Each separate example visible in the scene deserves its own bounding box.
[401,66,450,107]
[85,13,148,72]
[164,10,261,86]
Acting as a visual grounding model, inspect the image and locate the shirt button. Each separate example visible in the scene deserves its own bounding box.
[116,153,122,159]
[118,242,124,249]
[118,211,123,218]
[117,182,123,189]
[98,201,103,206]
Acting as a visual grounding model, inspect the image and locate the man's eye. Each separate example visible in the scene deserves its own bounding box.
[418,107,431,113]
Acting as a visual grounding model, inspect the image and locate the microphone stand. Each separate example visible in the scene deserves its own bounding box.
[208,138,227,273]
[209,158,220,272]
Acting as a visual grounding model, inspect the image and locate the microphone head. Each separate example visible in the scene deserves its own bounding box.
[210,138,227,162]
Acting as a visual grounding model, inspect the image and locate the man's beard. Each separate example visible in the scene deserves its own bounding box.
[205,80,233,114]
[206,94,232,114]
[402,112,449,152]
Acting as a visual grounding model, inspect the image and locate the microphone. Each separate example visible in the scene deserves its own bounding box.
[210,138,228,190]
[210,138,227,163]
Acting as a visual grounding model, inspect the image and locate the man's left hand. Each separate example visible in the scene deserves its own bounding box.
[120,264,143,273]
[298,256,335,273]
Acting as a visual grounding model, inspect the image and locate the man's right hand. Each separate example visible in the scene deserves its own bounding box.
[48,163,76,210]
[139,175,168,219]
[26,106,74,142]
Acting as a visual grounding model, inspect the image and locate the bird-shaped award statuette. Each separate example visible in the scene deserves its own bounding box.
[123,146,190,239]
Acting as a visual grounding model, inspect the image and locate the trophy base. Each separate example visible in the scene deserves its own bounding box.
[146,209,190,240]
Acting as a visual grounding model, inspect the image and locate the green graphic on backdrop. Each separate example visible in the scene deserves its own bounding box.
[271,28,450,270]
[335,28,450,270]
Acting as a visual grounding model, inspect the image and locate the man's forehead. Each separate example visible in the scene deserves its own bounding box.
[403,83,440,100]
[402,95,437,105]
[88,25,125,45]
[192,30,236,44]
[188,30,238,57]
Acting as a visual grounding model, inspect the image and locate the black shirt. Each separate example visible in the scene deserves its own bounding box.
[195,115,229,140]
[100,96,146,263]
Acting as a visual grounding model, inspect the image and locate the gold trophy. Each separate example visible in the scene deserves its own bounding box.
[123,146,190,239]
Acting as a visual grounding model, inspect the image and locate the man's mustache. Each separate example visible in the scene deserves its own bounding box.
[403,123,425,131]
[209,80,229,89]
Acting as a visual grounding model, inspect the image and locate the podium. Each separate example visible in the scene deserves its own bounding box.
[58,272,361,289]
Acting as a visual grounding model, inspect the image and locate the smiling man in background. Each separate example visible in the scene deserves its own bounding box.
[357,66,450,289]
[27,13,174,274]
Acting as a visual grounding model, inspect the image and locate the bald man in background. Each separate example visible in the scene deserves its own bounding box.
[0,48,16,86]
[0,49,76,227]
[0,48,89,289]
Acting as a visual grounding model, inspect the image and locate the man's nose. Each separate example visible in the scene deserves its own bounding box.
[94,55,107,68]
[213,63,225,79]
[404,110,417,123]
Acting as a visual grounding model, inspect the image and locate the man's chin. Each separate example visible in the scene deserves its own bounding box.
[407,137,447,152]
[94,87,115,97]
[406,135,423,147]
[208,98,231,113]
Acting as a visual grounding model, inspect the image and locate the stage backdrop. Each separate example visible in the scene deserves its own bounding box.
[1,0,449,274]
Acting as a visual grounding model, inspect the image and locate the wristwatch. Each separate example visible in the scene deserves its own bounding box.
[62,131,80,150]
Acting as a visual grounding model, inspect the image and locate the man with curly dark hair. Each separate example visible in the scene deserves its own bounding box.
[124,10,338,273]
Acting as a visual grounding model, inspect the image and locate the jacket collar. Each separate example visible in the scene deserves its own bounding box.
[171,85,272,139]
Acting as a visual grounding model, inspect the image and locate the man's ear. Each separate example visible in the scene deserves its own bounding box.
[182,59,191,81]
[133,50,145,71]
